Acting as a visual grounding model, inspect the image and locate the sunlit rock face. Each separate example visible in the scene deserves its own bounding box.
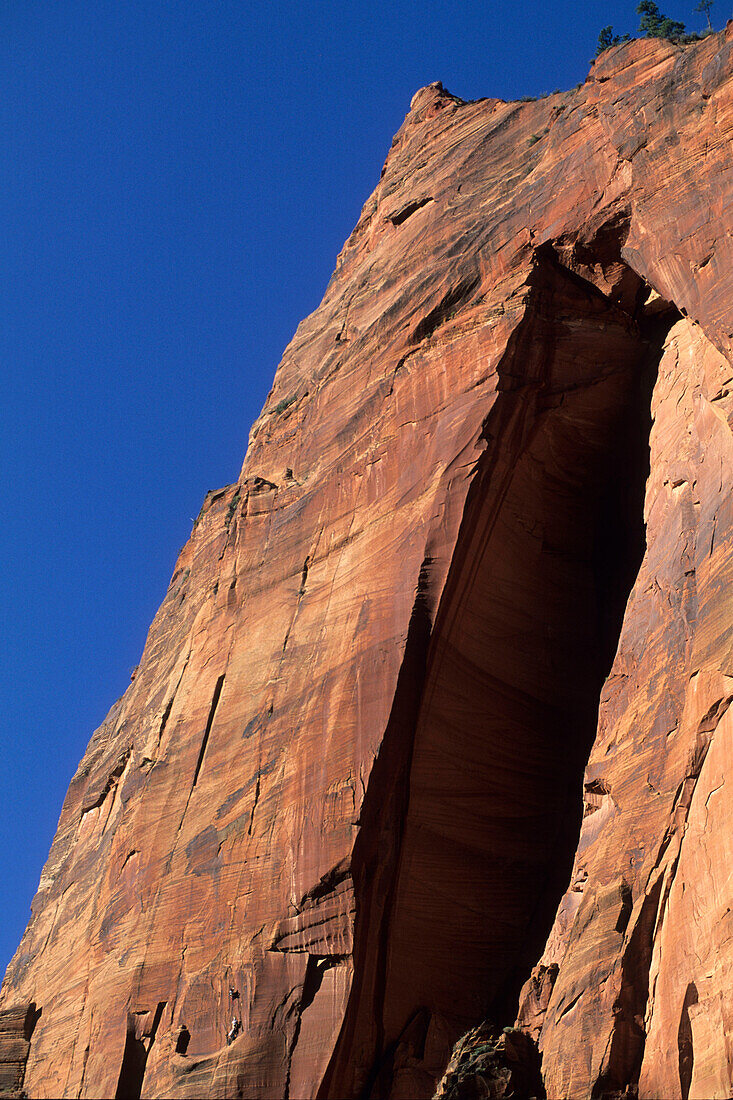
[2,25,732,1100]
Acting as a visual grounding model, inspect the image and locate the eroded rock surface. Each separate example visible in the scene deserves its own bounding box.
[0,1004,38,1099]
[2,26,733,1100]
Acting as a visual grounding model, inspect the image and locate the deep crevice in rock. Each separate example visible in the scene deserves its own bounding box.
[592,876,664,1098]
[321,245,681,1099]
[175,1025,191,1055]
[318,558,434,1100]
[678,981,698,1100]
[285,955,343,1100]
[155,693,176,752]
[114,1002,166,1100]
[410,275,481,344]
[114,1021,147,1100]
[192,674,225,789]
[390,197,434,226]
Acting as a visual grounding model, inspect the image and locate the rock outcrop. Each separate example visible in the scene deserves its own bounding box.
[0,1004,37,1099]
[2,26,733,1100]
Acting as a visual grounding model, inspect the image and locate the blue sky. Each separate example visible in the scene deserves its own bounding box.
[0,0,708,975]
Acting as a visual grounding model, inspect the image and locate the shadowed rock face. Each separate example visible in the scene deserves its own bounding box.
[2,26,733,1100]
[0,1004,38,1098]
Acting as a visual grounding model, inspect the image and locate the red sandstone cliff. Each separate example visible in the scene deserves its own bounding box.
[2,27,733,1100]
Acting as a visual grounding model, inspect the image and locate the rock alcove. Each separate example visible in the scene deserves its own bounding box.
[323,246,681,1099]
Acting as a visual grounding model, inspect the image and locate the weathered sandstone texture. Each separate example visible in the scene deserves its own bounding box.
[3,26,733,1100]
[0,1004,37,1098]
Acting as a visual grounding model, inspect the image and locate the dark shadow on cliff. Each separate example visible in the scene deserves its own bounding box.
[320,242,681,1100]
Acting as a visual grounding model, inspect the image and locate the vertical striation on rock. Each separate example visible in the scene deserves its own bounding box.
[519,314,733,1100]
[2,25,733,1100]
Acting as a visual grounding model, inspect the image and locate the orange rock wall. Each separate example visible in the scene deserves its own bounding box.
[518,318,733,1099]
[2,26,733,1100]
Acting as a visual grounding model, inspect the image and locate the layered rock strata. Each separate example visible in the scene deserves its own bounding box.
[2,26,733,1100]
[0,1004,37,1099]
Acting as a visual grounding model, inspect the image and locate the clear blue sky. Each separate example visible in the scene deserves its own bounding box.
[0,0,709,975]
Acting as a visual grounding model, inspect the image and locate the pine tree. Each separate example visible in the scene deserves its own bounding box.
[694,0,714,29]
[596,25,631,54]
[636,0,686,37]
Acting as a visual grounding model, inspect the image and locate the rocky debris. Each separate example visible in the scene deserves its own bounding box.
[434,1024,544,1100]
[2,25,733,1100]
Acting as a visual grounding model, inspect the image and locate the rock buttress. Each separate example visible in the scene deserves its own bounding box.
[2,27,733,1100]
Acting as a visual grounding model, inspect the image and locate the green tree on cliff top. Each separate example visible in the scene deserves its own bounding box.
[695,0,714,28]
[636,0,686,37]
[596,25,631,54]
